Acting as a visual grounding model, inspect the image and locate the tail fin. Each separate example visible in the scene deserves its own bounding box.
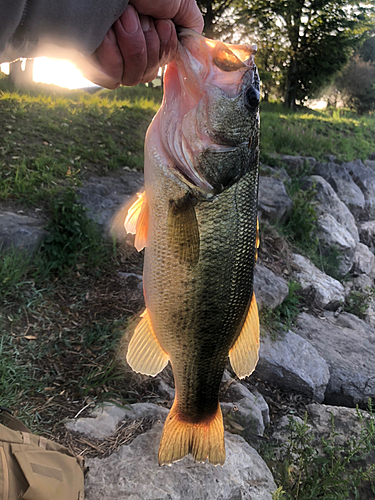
[158,401,225,466]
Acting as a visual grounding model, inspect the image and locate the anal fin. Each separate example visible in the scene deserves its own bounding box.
[126,309,169,376]
[229,293,259,379]
[158,401,225,466]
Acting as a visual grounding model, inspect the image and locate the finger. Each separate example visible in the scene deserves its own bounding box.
[92,28,123,88]
[115,4,148,86]
[155,19,178,66]
[129,0,204,33]
[139,16,160,83]
[172,0,204,33]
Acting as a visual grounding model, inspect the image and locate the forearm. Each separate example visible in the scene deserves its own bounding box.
[0,0,128,63]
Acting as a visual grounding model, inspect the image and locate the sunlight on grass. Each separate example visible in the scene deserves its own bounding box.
[260,102,375,161]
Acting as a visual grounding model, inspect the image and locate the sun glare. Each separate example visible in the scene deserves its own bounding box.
[0,63,10,75]
[33,57,97,89]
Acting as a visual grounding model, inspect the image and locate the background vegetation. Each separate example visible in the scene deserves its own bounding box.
[198,0,375,111]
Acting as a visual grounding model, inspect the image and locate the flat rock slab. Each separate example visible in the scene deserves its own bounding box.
[253,263,289,310]
[85,423,277,500]
[313,162,366,219]
[292,253,345,310]
[66,403,169,439]
[78,171,144,233]
[255,330,330,403]
[296,312,375,406]
[258,176,293,224]
[0,211,47,254]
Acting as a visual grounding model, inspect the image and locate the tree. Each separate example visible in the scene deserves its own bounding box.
[336,55,375,113]
[243,0,374,108]
[196,0,244,38]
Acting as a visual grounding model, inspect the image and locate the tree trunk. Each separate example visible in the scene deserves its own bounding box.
[202,3,215,38]
[284,58,298,109]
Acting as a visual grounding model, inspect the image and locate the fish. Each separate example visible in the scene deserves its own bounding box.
[123,29,260,466]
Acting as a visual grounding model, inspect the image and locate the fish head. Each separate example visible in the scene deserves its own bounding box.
[159,29,260,195]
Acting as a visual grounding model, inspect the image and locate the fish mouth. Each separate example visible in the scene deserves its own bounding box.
[161,31,259,194]
[177,28,257,73]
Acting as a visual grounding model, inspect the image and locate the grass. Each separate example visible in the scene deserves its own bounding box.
[0,76,161,206]
[260,101,375,162]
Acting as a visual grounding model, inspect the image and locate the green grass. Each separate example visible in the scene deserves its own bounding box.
[0,79,161,205]
[260,102,375,162]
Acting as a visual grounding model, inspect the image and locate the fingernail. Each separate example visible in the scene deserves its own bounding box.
[122,5,139,35]
[140,15,150,32]
[156,20,172,45]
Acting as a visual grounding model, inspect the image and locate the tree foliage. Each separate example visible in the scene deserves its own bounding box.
[336,50,375,113]
[243,0,374,108]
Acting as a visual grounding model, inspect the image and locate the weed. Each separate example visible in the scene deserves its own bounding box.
[40,188,109,274]
[344,289,374,318]
[281,174,318,253]
[265,401,375,499]
[260,281,302,339]
[312,244,343,281]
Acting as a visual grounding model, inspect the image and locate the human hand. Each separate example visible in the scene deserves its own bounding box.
[87,0,204,88]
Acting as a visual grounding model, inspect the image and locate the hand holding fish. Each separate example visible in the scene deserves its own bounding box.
[91,0,204,87]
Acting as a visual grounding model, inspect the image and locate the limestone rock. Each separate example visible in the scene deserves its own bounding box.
[253,263,289,310]
[304,175,359,242]
[359,220,375,252]
[364,159,375,171]
[292,253,345,310]
[221,371,270,438]
[0,211,47,255]
[351,242,375,276]
[258,176,293,224]
[66,403,169,439]
[313,162,365,219]
[315,213,356,276]
[343,159,375,216]
[260,165,291,183]
[296,312,375,406]
[255,330,330,403]
[85,423,277,500]
[278,155,316,172]
[78,171,144,233]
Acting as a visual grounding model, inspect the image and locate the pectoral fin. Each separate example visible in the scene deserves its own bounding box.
[167,195,200,265]
[229,293,259,379]
[125,192,149,251]
[126,309,169,376]
[255,218,260,262]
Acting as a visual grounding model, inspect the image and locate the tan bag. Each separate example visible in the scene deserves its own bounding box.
[0,410,85,500]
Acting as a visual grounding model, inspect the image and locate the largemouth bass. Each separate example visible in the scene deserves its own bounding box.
[124,29,260,466]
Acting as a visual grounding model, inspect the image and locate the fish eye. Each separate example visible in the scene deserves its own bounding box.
[245,86,260,112]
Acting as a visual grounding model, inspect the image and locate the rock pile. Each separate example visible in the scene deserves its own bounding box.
[2,153,375,498]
